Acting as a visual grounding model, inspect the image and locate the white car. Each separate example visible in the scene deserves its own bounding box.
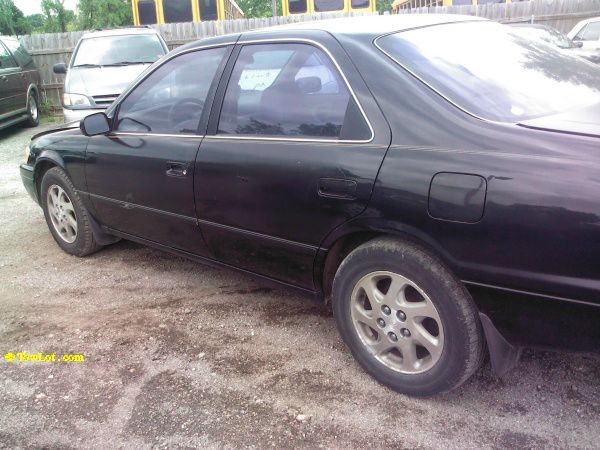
[567,17,600,63]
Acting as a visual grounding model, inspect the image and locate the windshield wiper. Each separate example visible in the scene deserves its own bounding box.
[102,61,155,67]
[73,63,102,68]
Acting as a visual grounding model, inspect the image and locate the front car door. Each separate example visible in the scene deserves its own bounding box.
[0,41,23,117]
[84,44,233,256]
[194,32,391,289]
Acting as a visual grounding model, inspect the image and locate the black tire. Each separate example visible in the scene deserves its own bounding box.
[40,167,101,256]
[25,91,40,127]
[332,237,484,396]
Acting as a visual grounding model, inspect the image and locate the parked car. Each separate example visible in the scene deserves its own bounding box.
[0,36,41,131]
[567,16,600,63]
[21,16,600,396]
[53,27,168,123]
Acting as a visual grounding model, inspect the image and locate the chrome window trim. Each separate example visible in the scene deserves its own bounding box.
[373,26,519,126]
[109,37,375,144]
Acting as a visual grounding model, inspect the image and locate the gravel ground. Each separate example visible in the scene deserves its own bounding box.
[1,124,599,449]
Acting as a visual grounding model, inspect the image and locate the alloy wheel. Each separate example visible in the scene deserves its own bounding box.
[47,184,77,243]
[350,271,445,374]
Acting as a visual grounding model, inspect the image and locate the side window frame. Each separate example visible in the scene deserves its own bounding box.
[206,39,374,143]
[111,43,234,137]
[0,41,19,71]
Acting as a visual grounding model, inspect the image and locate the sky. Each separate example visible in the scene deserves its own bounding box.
[14,0,80,16]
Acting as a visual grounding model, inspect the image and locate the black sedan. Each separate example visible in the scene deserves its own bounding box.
[20,16,600,396]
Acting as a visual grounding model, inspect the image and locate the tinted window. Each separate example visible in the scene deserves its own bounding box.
[73,35,165,67]
[3,39,34,68]
[117,47,227,134]
[289,0,307,13]
[0,43,18,69]
[164,0,193,22]
[314,0,344,11]
[575,22,600,41]
[198,0,218,20]
[377,21,600,122]
[351,0,370,8]
[219,43,364,139]
[138,0,157,25]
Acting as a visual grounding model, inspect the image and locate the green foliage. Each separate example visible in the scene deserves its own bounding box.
[376,0,394,13]
[236,0,282,18]
[0,0,30,36]
[77,0,133,30]
[25,14,45,33]
[41,0,76,32]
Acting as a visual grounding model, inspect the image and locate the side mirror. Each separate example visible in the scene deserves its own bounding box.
[81,112,110,136]
[53,63,67,74]
[573,40,584,48]
[296,76,322,94]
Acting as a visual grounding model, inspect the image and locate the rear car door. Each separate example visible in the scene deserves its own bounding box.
[0,41,23,116]
[85,45,233,256]
[194,32,391,289]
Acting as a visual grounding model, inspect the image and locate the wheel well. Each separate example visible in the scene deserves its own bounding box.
[321,230,453,301]
[34,161,57,201]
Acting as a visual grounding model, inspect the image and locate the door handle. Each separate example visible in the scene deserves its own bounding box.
[318,178,357,200]
[166,161,188,177]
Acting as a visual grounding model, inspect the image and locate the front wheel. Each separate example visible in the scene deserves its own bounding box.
[40,167,101,256]
[332,237,484,396]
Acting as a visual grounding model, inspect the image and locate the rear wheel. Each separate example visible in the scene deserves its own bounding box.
[25,91,39,127]
[332,237,484,396]
[41,167,101,256]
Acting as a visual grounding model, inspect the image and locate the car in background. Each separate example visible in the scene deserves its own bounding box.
[0,36,41,131]
[509,23,580,50]
[53,27,168,123]
[567,17,600,63]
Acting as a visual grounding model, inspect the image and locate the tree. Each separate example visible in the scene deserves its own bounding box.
[41,0,75,33]
[0,0,30,36]
[25,14,46,33]
[377,0,394,14]
[236,0,282,18]
[77,0,133,30]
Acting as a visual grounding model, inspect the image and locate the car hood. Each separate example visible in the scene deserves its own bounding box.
[31,121,80,141]
[518,103,600,137]
[66,64,151,96]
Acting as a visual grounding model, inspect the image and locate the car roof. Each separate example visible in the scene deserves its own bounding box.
[81,27,160,39]
[257,14,486,36]
[573,16,600,27]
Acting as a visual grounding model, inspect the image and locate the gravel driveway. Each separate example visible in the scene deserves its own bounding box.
[1,124,599,449]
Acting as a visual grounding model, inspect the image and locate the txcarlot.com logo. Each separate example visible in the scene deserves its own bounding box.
[3,352,85,363]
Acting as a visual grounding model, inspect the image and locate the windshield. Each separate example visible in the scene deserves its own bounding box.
[73,34,165,67]
[377,22,600,122]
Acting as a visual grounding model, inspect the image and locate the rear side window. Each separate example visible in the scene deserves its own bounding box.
[218,43,370,140]
[574,22,600,41]
[3,39,34,68]
[116,47,228,134]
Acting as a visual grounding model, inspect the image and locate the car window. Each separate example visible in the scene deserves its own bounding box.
[218,43,365,139]
[116,47,228,134]
[574,22,600,41]
[3,39,34,68]
[0,43,18,70]
[72,34,165,67]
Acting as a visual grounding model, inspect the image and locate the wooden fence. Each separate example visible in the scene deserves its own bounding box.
[19,12,376,109]
[394,0,600,33]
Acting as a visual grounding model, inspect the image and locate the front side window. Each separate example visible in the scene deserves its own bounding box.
[164,0,193,22]
[219,43,367,139]
[0,43,18,70]
[138,0,157,25]
[116,47,228,134]
[73,34,165,67]
[574,22,600,41]
[314,0,344,11]
[377,21,600,122]
[3,39,33,68]
[288,0,307,13]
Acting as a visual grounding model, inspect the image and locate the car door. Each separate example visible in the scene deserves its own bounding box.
[85,45,233,256]
[194,33,391,289]
[0,41,23,117]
